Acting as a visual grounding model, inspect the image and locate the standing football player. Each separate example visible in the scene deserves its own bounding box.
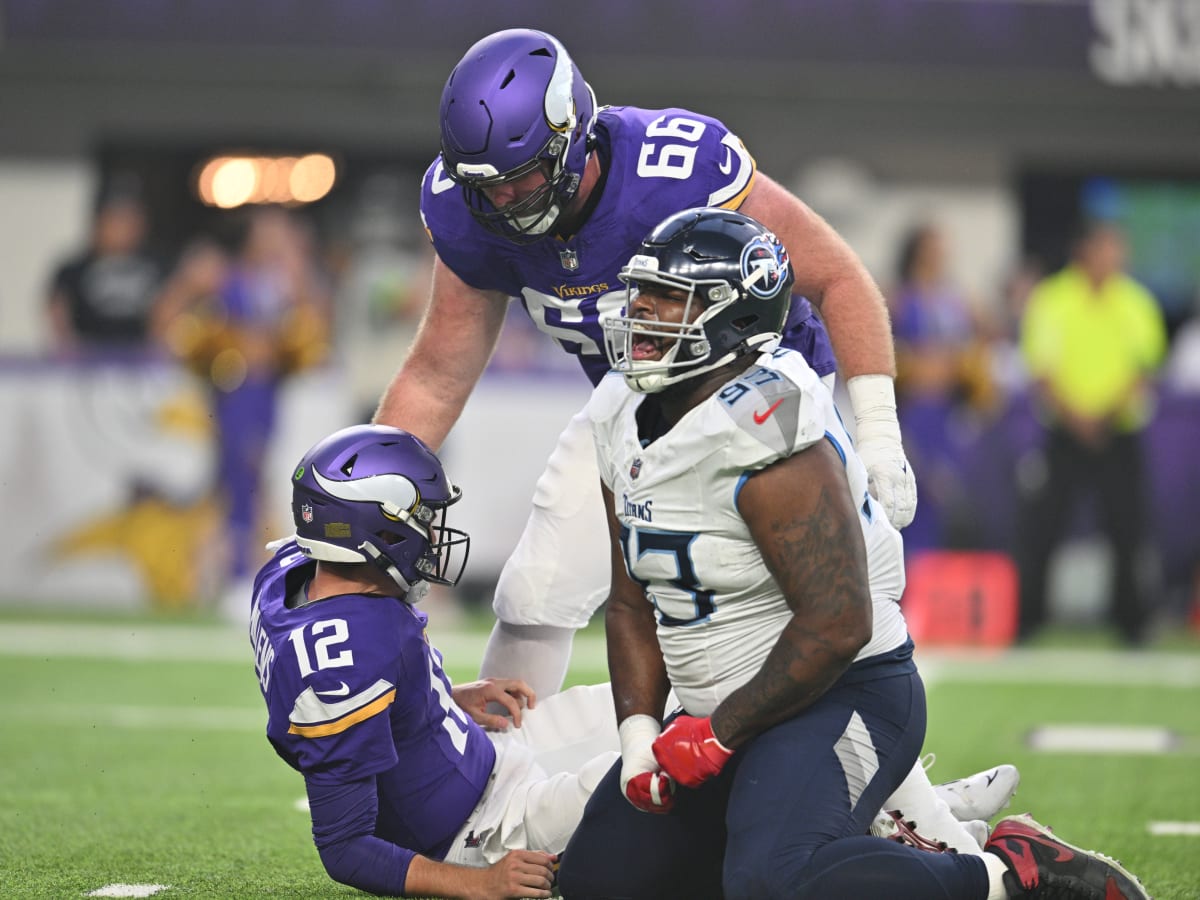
[250,424,618,899]
[555,207,1151,900]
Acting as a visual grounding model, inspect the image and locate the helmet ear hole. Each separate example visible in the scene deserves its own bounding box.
[731,314,759,331]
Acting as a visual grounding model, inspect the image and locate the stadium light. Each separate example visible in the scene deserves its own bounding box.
[195,153,337,208]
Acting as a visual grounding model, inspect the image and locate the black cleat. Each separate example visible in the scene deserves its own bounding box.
[985,814,1152,899]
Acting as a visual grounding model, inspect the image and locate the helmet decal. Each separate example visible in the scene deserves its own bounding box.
[740,236,789,299]
[312,469,419,522]
[544,35,577,132]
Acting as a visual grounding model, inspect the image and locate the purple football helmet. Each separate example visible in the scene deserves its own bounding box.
[439,28,597,243]
[291,425,469,594]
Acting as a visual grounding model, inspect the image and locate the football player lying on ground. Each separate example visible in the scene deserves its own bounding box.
[249,425,620,899]
[556,207,1152,900]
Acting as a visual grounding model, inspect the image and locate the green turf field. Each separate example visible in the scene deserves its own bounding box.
[2,611,1197,899]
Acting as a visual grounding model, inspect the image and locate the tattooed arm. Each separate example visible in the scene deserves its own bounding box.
[709,439,873,751]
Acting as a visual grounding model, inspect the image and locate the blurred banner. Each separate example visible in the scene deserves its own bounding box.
[0,355,588,610]
[0,356,218,608]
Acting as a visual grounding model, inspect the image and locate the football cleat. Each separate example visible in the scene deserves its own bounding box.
[985,813,1152,899]
[871,809,956,854]
[934,763,1021,821]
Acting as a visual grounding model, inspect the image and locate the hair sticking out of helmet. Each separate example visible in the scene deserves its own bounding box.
[438,28,597,243]
[291,425,470,597]
[604,207,794,393]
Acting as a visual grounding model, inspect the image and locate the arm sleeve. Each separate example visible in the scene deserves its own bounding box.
[306,775,416,897]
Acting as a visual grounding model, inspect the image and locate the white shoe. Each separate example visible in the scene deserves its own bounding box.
[933,764,1020,822]
[960,819,989,850]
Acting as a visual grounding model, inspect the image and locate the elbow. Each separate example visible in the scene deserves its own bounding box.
[316,840,360,890]
[834,602,873,664]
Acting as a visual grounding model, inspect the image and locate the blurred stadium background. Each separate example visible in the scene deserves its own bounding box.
[0,1,1198,897]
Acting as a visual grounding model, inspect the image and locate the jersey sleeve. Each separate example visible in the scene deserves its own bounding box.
[595,107,757,251]
[696,120,757,211]
[419,155,514,294]
[306,775,416,895]
[713,347,831,473]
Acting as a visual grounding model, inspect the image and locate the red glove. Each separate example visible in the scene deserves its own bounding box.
[622,767,676,814]
[619,715,676,814]
[652,715,734,788]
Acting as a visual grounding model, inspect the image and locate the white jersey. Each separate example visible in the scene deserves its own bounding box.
[589,343,908,717]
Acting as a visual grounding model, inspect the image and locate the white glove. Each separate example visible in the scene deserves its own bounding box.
[847,375,917,529]
[618,715,675,814]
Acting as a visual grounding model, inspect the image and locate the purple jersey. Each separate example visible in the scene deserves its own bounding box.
[250,541,496,859]
[420,105,829,385]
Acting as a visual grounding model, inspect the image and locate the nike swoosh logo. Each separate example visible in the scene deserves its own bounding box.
[985,770,998,787]
[719,146,733,175]
[315,681,351,698]
[753,400,784,424]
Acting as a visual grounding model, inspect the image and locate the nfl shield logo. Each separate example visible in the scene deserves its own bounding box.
[301,502,314,524]
[559,248,579,271]
[629,458,642,480]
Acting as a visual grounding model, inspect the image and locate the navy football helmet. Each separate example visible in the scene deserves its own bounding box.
[291,425,469,595]
[439,28,597,242]
[604,207,794,393]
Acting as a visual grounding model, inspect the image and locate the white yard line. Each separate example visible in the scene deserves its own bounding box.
[1026,724,1186,754]
[9,702,264,732]
[86,886,170,898]
[915,648,1200,689]
[1147,821,1200,836]
[0,620,610,671]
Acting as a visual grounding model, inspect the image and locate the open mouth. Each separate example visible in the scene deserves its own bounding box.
[630,323,662,361]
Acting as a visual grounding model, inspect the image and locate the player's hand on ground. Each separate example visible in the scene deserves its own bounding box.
[452,678,536,730]
[477,849,556,899]
[652,715,733,789]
